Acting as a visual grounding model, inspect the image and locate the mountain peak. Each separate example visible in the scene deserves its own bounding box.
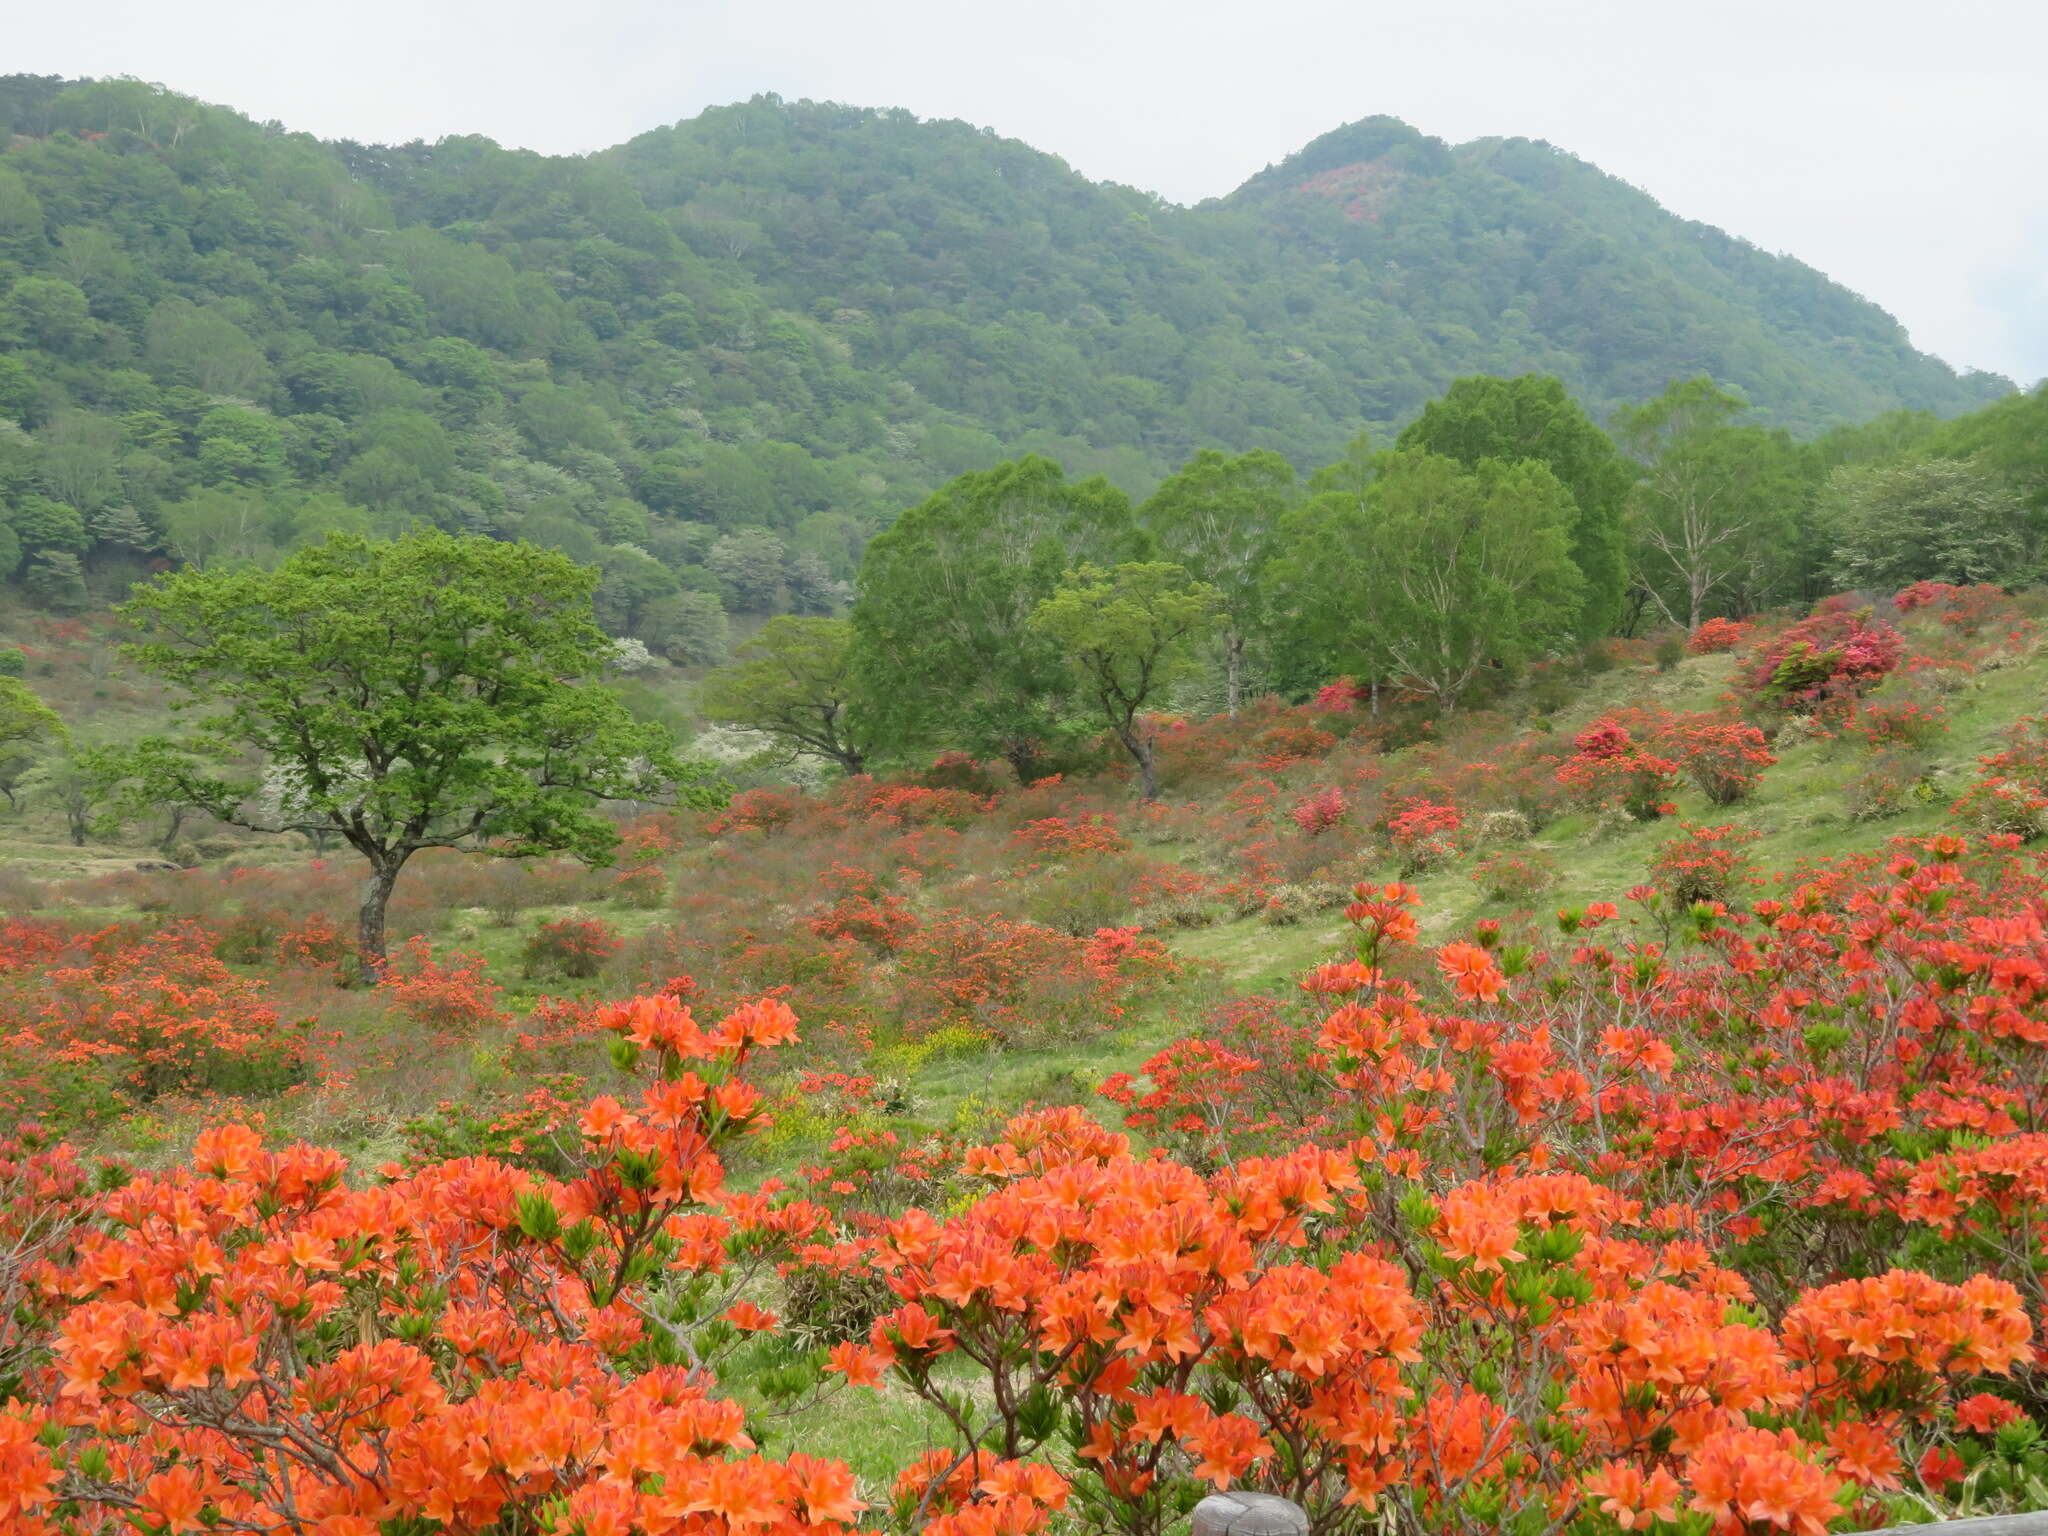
[1227,115,1450,204]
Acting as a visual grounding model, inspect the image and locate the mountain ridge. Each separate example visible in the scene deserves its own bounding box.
[0,74,2019,626]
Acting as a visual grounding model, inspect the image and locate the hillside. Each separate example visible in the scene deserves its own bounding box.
[605,100,2006,446]
[0,76,2014,627]
[1226,117,1985,419]
[8,581,2048,1515]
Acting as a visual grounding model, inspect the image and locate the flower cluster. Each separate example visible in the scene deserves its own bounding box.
[1688,616,1752,654]
[2,994,864,1536]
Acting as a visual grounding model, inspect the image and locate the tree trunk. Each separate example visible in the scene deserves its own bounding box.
[157,805,186,856]
[1225,630,1245,717]
[1619,588,1652,640]
[1123,727,1160,803]
[1002,741,1045,787]
[65,807,87,846]
[357,855,404,980]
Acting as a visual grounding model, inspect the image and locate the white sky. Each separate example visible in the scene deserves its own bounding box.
[14,0,2048,386]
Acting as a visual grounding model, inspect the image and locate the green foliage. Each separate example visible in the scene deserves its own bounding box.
[1395,373,1632,638]
[0,355,37,425]
[110,529,726,967]
[1933,383,2048,508]
[22,746,114,843]
[0,675,65,810]
[638,589,730,665]
[1029,561,1221,800]
[1820,457,2035,592]
[23,550,87,610]
[1615,377,1820,627]
[1139,448,1292,712]
[7,495,88,555]
[0,76,2015,628]
[1266,449,1582,710]
[852,456,1146,780]
[697,615,871,774]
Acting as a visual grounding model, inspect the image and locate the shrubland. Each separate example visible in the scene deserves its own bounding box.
[7,577,2048,1536]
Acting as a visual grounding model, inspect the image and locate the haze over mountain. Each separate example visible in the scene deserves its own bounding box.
[0,75,2018,624]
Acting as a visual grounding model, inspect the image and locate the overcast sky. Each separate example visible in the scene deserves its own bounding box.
[15,0,2048,386]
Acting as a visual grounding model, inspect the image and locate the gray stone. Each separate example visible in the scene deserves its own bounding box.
[1191,1492,1308,1536]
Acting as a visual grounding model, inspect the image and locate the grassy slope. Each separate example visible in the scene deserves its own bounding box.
[1179,647,2032,982]
[741,641,2048,1470]
[11,639,2036,1140]
[6,623,2041,1480]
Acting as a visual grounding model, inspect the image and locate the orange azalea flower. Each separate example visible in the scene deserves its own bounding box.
[1436,941,1506,1003]
[1582,1459,1683,1530]
[1827,1419,1903,1490]
[825,1341,888,1388]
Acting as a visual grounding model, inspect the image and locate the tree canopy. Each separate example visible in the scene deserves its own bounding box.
[1819,458,2036,593]
[1030,562,1221,801]
[1396,373,1633,639]
[0,75,2013,630]
[1266,450,1583,712]
[0,675,64,810]
[697,616,872,775]
[851,456,1147,781]
[113,530,722,970]
[1139,448,1293,714]
[1615,378,1819,630]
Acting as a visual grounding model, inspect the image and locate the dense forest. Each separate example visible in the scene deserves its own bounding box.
[0,74,2024,658]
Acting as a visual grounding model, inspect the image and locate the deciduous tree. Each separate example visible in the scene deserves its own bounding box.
[1029,562,1219,802]
[852,455,1146,782]
[1140,448,1292,714]
[1397,373,1633,639]
[0,676,63,811]
[112,531,723,973]
[1269,451,1582,714]
[1820,457,2034,592]
[1616,377,1811,628]
[698,615,872,775]
[24,747,115,844]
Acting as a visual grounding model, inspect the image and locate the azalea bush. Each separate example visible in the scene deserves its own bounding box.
[1387,798,1464,874]
[894,914,1181,1045]
[2,992,869,1536]
[1952,716,2048,840]
[378,936,507,1032]
[521,916,625,980]
[1688,616,1752,654]
[1743,602,1906,709]
[1850,697,1950,750]
[1291,785,1348,837]
[1556,719,1679,821]
[1663,714,1777,805]
[796,839,2048,1536]
[0,923,306,1126]
[21,573,2048,1536]
[1469,847,1562,904]
[1648,820,1763,905]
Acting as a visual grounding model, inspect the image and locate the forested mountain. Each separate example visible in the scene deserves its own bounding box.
[0,75,2014,641]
